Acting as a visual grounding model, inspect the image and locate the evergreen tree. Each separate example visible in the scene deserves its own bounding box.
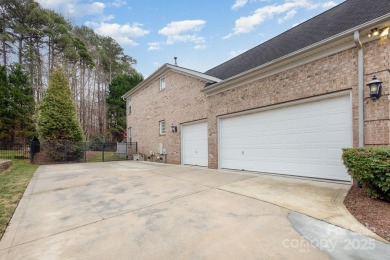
[0,65,11,144]
[0,64,35,144]
[37,68,84,160]
[106,72,143,141]
[8,64,35,142]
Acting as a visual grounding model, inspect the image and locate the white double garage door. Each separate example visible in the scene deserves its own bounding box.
[182,93,352,181]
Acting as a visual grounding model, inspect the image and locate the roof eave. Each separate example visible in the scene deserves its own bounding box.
[122,64,221,99]
[202,13,390,95]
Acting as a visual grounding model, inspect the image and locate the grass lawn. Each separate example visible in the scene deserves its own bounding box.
[0,160,38,239]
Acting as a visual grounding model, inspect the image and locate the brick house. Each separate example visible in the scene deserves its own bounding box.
[123,0,390,181]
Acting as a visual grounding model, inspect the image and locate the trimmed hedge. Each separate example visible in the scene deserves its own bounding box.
[342,147,390,201]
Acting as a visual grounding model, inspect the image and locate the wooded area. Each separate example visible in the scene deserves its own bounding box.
[0,0,142,143]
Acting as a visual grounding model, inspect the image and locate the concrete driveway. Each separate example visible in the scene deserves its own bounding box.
[0,161,389,259]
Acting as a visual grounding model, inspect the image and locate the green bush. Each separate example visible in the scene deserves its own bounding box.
[342,147,390,201]
[36,69,84,161]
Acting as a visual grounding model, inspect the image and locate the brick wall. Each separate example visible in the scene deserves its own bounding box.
[206,37,390,168]
[127,37,390,169]
[363,36,390,146]
[127,71,208,164]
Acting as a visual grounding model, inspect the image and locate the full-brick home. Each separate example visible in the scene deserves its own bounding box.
[123,0,390,181]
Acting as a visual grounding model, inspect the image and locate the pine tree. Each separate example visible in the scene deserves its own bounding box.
[106,72,143,141]
[0,65,11,144]
[8,64,35,143]
[37,68,84,160]
[0,64,35,144]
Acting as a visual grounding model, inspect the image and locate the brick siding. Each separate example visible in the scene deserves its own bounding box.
[127,37,390,168]
[127,71,208,164]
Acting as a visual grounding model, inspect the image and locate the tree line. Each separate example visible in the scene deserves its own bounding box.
[0,0,142,144]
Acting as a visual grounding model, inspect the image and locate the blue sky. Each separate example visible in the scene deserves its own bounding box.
[37,0,344,78]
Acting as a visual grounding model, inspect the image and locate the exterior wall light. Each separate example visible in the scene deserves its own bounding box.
[367,27,389,38]
[380,27,389,37]
[171,124,177,133]
[366,75,382,101]
[368,28,377,37]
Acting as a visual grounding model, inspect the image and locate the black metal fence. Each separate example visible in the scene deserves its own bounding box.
[0,142,30,160]
[1,141,138,164]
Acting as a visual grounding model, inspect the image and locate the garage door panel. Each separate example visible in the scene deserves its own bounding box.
[326,148,342,158]
[182,122,208,167]
[220,94,352,181]
[326,131,350,143]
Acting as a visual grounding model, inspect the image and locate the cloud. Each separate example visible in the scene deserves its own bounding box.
[229,49,248,58]
[108,0,127,7]
[148,42,162,51]
[37,0,106,17]
[232,0,248,10]
[36,0,69,9]
[308,1,338,9]
[194,44,207,49]
[224,0,339,38]
[159,20,206,45]
[100,15,115,22]
[86,22,149,46]
[278,9,297,24]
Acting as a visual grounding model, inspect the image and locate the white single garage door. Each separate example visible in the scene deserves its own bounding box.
[219,94,352,181]
[182,121,208,166]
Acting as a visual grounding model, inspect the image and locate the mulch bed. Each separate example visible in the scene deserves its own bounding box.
[344,180,390,242]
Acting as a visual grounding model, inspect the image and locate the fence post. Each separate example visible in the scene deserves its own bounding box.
[29,141,33,163]
[136,142,138,153]
[102,143,105,162]
[125,142,128,159]
[84,142,87,162]
[64,142,67,162]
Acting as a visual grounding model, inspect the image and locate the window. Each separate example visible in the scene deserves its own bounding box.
[160,77,166,91]
[128,99,131,115]
[159,120,166,135]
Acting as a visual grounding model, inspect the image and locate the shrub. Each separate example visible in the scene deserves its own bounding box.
[36,69,84,161]
[40,141,85,162]
[342,147,390,201]
[87,134,106,151]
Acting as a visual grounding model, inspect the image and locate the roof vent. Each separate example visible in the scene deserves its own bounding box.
[174,57,177,66]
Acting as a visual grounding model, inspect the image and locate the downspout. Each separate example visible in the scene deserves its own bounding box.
[354,31,364,147]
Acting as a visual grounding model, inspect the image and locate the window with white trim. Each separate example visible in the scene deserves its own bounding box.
[127,99,131,115]
[159,120,166,135]
[159,77,166,91]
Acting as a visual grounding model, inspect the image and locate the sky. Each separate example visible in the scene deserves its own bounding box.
[37,0,345,78]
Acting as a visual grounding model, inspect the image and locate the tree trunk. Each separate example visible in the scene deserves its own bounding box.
[47,36,51,75]
[1,23,6,67]
[18,35,23,64]
[36,42,43,101]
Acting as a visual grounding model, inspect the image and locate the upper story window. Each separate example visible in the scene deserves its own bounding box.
[159,120,166,135]
[159,77,166,91]
[127,99,131,115]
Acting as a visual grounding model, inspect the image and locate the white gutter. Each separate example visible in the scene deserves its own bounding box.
[354,31,364,147]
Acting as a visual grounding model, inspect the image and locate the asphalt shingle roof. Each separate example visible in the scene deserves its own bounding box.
[205,0,390,80]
